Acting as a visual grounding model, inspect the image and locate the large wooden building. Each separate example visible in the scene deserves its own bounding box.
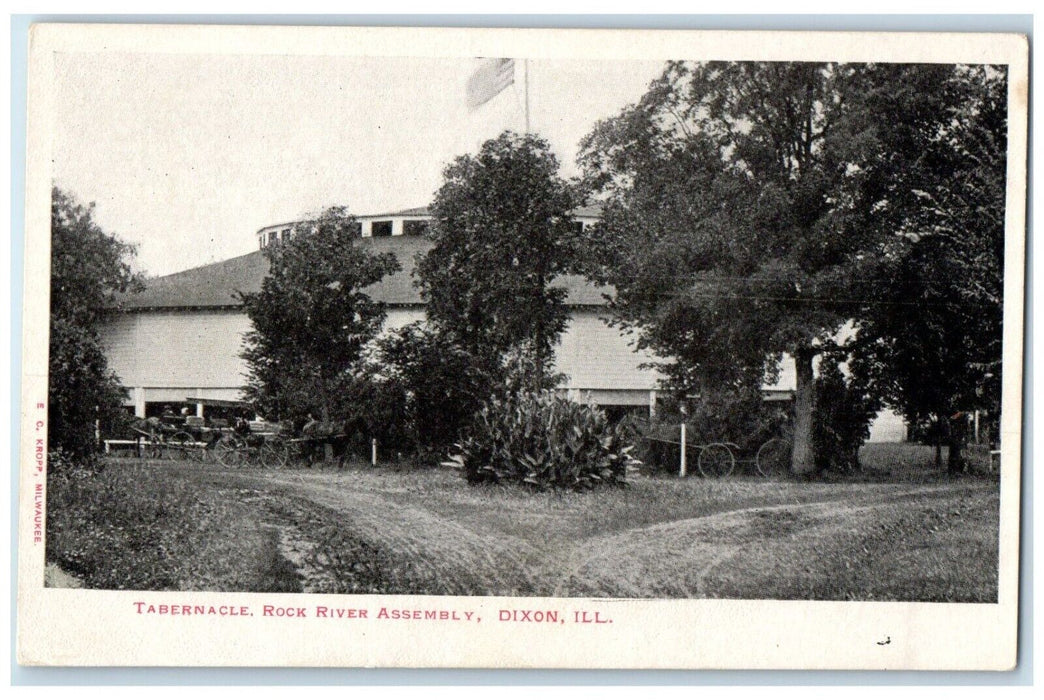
[98,206,905,440]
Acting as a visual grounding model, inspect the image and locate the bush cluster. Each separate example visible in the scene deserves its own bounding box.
[445,390,640,490]
[813,361,881,473]
[350,323,495,456]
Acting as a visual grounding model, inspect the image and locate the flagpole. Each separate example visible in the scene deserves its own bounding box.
[524,59,530,133]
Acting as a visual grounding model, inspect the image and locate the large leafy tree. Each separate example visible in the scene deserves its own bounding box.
[354,322,495,453]
[50,187,141,461]
[240,207,400,423]
[416,131,580,389]
[578,61,983,475]
[851,65,1007,472]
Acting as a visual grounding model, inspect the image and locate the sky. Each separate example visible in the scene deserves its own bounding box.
[52,53,665,277]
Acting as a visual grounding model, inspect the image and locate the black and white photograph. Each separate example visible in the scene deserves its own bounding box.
[17,24,1026,669]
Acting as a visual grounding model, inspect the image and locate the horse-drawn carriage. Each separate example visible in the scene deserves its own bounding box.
[117,401,361,469]
[126,410,227,461]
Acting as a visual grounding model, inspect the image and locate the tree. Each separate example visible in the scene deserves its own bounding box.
[577,61,980,476]
[850,66,1007,472]
[49,187,141,461]
[812,357,881,473]
[416,131,580,390]
[240,207,400,424]
[353,322,495,454]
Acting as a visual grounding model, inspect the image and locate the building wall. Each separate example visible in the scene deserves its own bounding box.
[99,309,252,395]
[553,310,662,391]
[98,305,906,440]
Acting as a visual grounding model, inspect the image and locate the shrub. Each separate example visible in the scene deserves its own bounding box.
[352,323,496,456]
[444,390,640,490]
[813,360,881,473]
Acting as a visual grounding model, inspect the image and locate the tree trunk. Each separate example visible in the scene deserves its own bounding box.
[791,347,817,476]
[317,372,334,462]
[533,272,547,393]
[533,327,545,393]
[947,414,966,474]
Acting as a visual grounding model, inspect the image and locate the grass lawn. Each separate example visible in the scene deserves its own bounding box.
[46,443,1001,601]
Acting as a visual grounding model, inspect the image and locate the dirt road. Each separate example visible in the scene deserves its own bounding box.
[191,466,998,600]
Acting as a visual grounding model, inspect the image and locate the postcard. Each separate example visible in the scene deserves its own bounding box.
[17,23,1027,669]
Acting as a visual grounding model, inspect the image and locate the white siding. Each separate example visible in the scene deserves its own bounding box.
[383,308,426,330]
[99,306,427,405]
[99,309,252,392]
[553,310,662,391]
[98,305,909,440]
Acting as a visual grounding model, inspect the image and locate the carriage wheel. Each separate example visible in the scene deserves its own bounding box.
[698,443,736,478]
[756,437,792,478]
[259,440,288,469]
[214,435,245,468]
[167,431,196,462]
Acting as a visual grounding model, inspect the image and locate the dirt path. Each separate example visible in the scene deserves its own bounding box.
[213,469,992,598]
[235,473,548,595]
[543,486,986,597]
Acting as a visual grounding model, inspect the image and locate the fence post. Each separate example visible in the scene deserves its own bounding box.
[371,438,378,466]
[679,422,687,477]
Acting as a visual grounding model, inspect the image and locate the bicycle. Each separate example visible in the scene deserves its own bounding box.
[695,437,793,479]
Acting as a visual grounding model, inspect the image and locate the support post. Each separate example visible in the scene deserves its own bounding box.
[133,387,146,418]
[523,58,530,133]
[679,422,687,478]
[371,438,378,467]
[649,390,657,419]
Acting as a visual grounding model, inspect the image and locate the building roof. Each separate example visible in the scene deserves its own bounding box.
[112,235,613,311]
[358,204,603,220]
[360,206,432,219]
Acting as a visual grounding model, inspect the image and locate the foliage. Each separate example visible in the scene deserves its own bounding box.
[445,390,640,490]
[849,66,1007,473]
[46,461,306,592]
[636,388,790,474]
[577,61,1005,476]
[352,322,495,454]
[338,372,414,455]
[498,339,570,395]
[812,359,881,473]
[240,206,400,423]
[46,458,206,589]
[417,131,580,388]
[49,188,141,461]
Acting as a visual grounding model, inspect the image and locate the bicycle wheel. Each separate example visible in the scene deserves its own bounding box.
[259,440,288,469]
[698,443,735,478]
[756,437,792,478]
[167,431,196,462]
[214,435,245,468]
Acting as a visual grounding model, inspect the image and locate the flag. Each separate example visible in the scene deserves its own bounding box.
[466,58,515,111]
